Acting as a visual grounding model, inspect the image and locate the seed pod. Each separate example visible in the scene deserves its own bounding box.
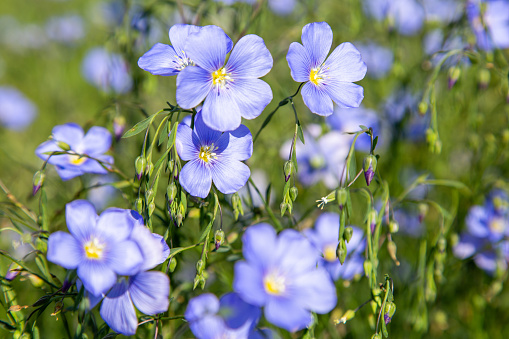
[290,186,298,201]
[32,171,45,195]
[169,257,177,272]
[344,226,353,243]
[336,187,348,210]
[389,220,399,233]
[283,160,293,181]
[196,259,205,275]
[363,155,377,186]
[336,239,347,264]
[214,230,225,250]
[135,156,146,180]
[167,182,177,203]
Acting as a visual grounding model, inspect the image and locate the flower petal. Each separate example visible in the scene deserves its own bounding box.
[96,208,136,242]
[286,42,312,82]
[100,280,138,336]
[65,200,98,242]
[211,157,250,195]
[47,231,83,269]
[301,22,332,67]
[201,87,242,132]
[169,24,202,56]
[176,66,212,109]
[179,159,212,199]
[301,82,333,116]
[185,25,229,72]
[194,111,222,145]
[185,293,220,322]
[231,78,273,121]
[52,123,84,147]
[107,239,143,276]
[241,223,277,268]
[322,80,364,108]
[138,43,180,76]
[75,155,112,174]
[80,127,112,155]
[55,165,84,181]
[176,123,198,161]
[130,271,170,315]
[322,42,367,82]
[216,124,253,161]
[291,268,337,313]
[130,225,165,271]
[35,140,61,162]
[264,297,312,332]
[78,261,117,296]
[220,293,261,330]
[190,316,226,339]
[233,261,267,307]
[227,34,273,79]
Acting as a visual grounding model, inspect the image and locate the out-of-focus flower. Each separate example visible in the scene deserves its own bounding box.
[423,29,470,67]
[35,123,113,181]
[238,169,274,208]
[363,0,424,36]
[0,16,48,51]
[185,292,264,339]
[100,217,170,335]
[138,24,201,76]
[82,47,132,94]
[176,25,273,131]
[215,0,296,16]
[393,209,423,237]
[304,213,365,281]
[327,106,381,153]
[0,86,37,131]
[453,190,509,274]
[47,200,144,296]
[355,42,393,79]
[286,22,366,116]
[467,0,509,51]
[383,89,428,141]
[280,127,350,189]
[233,223,337,332]
[129,6,163,49]
[423,0,462,24]
[87,175,118,211]
[176,111,252,198]
[45,14,85,44]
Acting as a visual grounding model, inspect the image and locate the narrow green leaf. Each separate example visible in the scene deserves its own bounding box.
[198,194,219,243]
[122,116,153,138]
[297,123,305,144]
[0,320,15,331]
[158,118,169,146]
[168,122,178,150]
[372,136,378,152]
[359,125,368,131]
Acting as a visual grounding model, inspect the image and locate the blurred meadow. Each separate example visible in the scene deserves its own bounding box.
[1,0,509,338]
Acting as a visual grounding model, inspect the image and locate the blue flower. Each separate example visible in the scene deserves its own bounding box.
[214,0,296,16]
[363,0,424,36]
[100,216,170,335]
[423,0,462,24]
[176,25,273,131]
[354,42,393,79]
[35,123,113,181]
[138,24,201,76]
[304,213,365,281]
[233,223,337,332]
[47,200,144,296]
[185,292,265,339]
[467,0,509,51]
[175,111,252,198]
[286,22,366,116]
[0,86,37,131]
[82,47,132,94]
[45,15,85,44]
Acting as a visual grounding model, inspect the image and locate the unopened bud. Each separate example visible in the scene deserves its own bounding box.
[283,161,293,181]
[5,264,20,281]
[167,182,177,203]
[502,129,509,145]
[447,66,461,89]
[56,141,71,151]
[214,229,225,250]
[384,302,396,324]
[336,309,356,324]
[113,116,126,141]
[193,274,202,290]
[280,202,288,216]
[32,171,45,195]
[169,257,177,272]
[145,161,154,177]
[196,259,205,275]
[387,241,400,266]
[371,334,382,339]
[231,193,240,208]
[336,187,348,210]
[135,156,146,180]
[478,68,490,89]
[418,203,429,223]
[336,239,347,264]
[289,186,298,201]
[135,198,143,214]
[437,236,447,253]
[176,213,183,226]
[363,155,377,186]
[418,101,428,115]
[364,260,373,277]
[344,226,353,243]
[146,189,154,203]
[148,202,155,216]
[369,209,378,234]
[389,220,399,233]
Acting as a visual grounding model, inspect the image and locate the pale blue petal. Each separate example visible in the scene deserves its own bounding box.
[242,223,277,268]
[194,111,222,145]
[78,261,117,296]
[233,261,267,307]
[339,254,365,280]
[314,212,340,247]
[179,159,212,198]
[221,293,261,330]
[52,123,84,147]
[216,124,253,161]
[138,43,180,76]
[466,206,489,238]
[75,157,109,174]
[275,229,319,275]
[169,24,202,54]
[286,42,312,82]
[190,316,226,339]
[176,123,198,161]
[130,225,165,271]
[130,271,169,315]
[211,158,250,195]
[100,280,138,336]
[301,82,333,116]
[226,35,273,79]
[301,22,332,67]
[176,66,212,109]
[35,140,61,162]
[230,78,273,120]
[291,268,337,313]
[322,80,364,108]
[474,251,498,273]
[264,298,312,332]
[185,293,220,322]
[453,234,482,259]
[47,231,83,269]
[201,87,242,132]
[107,239,143,275]
[322,42,367,82]
[96,208,136,242]
[80,126,112,155]
[65,200,98,242]
[55,166,84,181]
[185,25,229,72]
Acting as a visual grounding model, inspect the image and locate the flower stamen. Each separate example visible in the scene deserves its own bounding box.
[264,271,286,295]
[212,67,233,88]
[84,237,105,260]
[199,144,218,163]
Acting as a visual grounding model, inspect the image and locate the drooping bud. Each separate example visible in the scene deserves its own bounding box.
[56,141,71,151]
[478,68,490,89]
[387,241,400,266]
[336,187,348,210]
[196,259,205,275]
[389,220,399,233]
[368,209,378,234]
[145,161,154,177]
[283,160,293,182]
[363,155,377,186]
[135,156,146,181]
[113,116,126,141]
[290,186,298,201]
[344,226,353,243]
[148,202,155,216]
[135,198,143,214]
[280,202,288,216]
[167,182,177,203]
[193,274,201,290]
[214,229,225,250]
[176,213,183,227]
[32,171,45,195]
[384,302,396,324]
[418,203,429,223]
[146,189,154,203]
[418,101,428,115]
[447,66,461,89]
[437,236,447,253]
[5,264,20,281]
[336,239,347,264]
[169,257,177,272]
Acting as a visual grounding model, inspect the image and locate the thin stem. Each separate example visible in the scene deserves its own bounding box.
[0,179,37,223]
[248,178,282,231]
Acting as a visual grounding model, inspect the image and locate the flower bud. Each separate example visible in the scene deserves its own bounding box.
[167,182,177,203]
[148,202,155,216]
[214,229,225,250]
[169,257,177,272]
[418,101,428,115]
[113,116,126,141]
[193,274,202,290]
[280,202,288,216]
[336,309,356,324]
[336,187,348,210]
[196,259,205,275]
[290,186,298,201]
[146,189,154,203]
[231,192,240,208]
[283,160,293,181]
[369,209,378,234]
[336,239,347,264]
[176,213,183,227]
[135,156,146,181]
[418,203,429,223]
[447,66,461,89]
[384,302,396,324]
[364,260,373,277]
[363,155,377,186]
[56,141,71,151]
[32,171,45,195]
[135,198,143,214]
[387,241,400,266]
[5,264,20,281]
[478,68,490,89]
[371,334,382,339]
[344,226,353,243]
[437,236,446,253]
[145,161,154,177]
[389,220,399,233]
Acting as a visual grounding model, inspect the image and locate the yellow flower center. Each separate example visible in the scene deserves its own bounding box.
[212,67,233,88]
[309,67,324,85]
[84,237,105,260]
[198,144,218,163]
[490,218,505,234]
[323,244,337,262]
[263,271,286,295]
[69,154,87,165]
